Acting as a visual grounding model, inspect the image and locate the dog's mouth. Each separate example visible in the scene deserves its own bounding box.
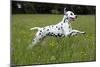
[70,16,77,21]
[70,17,75,21]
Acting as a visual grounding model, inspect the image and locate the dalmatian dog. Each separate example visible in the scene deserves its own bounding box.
[29,8,86,48]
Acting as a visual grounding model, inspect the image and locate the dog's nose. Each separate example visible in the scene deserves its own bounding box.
[75,15,77,18]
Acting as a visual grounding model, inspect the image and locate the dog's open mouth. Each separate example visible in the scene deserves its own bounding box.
[70,17,75,21]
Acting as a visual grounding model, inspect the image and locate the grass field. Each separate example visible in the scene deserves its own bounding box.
[11,14,96,65]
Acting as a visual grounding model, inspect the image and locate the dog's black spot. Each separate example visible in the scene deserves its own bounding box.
[53,34,57,37]
[61,23,63,25]
[47,32,50,35]
[56,26,58,28]
[39,33,41,35]
[57,33,60,37]
[51,32,54,35]
[40,30,42,32]
[52,25,53,27]
[64,18,68,23]
[58,28,60,30]
[51,33,64,37]
[55,35,58,37]
[49,32,54,36]
[61,27,63,29]
[48,32,50,34]
[47,29,49,31]
[58,33,63,37]
[64,19,66,23]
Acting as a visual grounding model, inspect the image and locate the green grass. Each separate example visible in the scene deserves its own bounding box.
[11,14,96,65]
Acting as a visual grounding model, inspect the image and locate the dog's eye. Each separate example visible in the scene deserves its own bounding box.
[70,13,73,15]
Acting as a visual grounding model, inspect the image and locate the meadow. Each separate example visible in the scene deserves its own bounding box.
[11,14,96,65]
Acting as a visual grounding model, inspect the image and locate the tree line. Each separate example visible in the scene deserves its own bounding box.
[12,1,96,15]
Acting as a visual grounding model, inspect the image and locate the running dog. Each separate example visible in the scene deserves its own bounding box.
[29,8,86,47]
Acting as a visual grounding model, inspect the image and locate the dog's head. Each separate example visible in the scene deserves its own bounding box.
[64,8,77,21]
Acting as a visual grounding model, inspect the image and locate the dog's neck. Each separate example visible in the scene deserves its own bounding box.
[61,15,71,23]
[61,15,72,29]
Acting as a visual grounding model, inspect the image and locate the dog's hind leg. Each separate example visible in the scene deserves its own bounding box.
[28,31,44,49]
[28,37,39,49]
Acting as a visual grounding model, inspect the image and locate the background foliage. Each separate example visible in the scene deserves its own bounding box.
[12,1,96,14]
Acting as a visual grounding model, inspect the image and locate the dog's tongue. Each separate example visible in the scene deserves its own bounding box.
[71,18,75,21]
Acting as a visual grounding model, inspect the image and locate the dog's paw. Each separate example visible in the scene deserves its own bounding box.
[81,32,86,34]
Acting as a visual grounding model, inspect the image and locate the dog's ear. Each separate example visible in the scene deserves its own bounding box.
[64,8,67,14]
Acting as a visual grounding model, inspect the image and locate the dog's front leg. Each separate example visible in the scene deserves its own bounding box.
[70,29,86,36]
[64,31,73,37]
[72,29,86,34]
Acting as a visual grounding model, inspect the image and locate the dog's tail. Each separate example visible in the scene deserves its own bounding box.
[30,27,41,30]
